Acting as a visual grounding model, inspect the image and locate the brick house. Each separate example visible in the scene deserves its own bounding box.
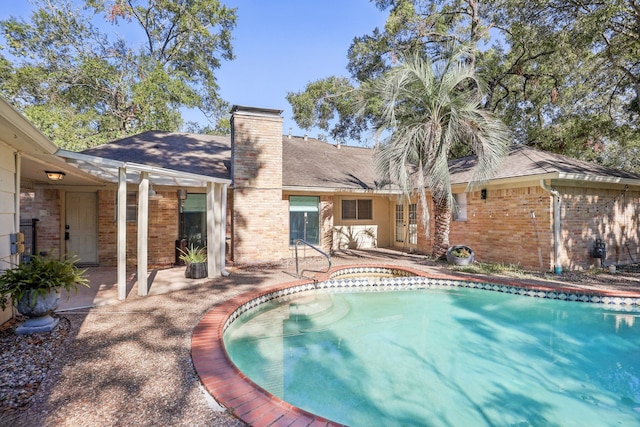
[16,105,640,291]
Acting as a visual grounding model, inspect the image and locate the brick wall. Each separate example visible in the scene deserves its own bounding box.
[413,186,552,269]
[438,183,640,271]
[231,109,283,189]
[20,184,62,257]
[558,185,640,268]
[147,193,178,267]
[97,189,179,268]
[447,185,554,270]
[97,189,117,266]
[231,107,289,264]
[231,189,289,263]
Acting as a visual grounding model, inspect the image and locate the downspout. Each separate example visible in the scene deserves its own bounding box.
[540,180,562,274]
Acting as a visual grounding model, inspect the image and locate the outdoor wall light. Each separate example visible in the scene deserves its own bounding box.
[148,184,162,200]
[177,189,187,212]
[45,171,66,181]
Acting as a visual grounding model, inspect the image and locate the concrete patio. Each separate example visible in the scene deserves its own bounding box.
[56,265,218,312]
[57,248,453,312]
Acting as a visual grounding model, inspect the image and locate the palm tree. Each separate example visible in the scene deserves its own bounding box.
[368,48,511,258]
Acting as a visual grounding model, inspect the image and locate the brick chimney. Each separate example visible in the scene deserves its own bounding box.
[230,106,289,264]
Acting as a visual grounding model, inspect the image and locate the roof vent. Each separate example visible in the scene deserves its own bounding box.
[288,128,292,139]
[304,134,308,141]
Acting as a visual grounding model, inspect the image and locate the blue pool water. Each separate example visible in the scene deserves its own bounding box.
[223,287,640,426]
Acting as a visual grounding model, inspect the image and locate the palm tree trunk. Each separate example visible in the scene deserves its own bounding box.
[431,196,451,259]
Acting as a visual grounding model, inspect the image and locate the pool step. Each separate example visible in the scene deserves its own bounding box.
[285,293,350,333]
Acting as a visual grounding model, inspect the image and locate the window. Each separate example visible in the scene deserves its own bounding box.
[114,192,139,222]
[341,199,372,220]
[289,196,319,245]
[180,193,207,247]
[453,193,467,221]
[126,192,137,222]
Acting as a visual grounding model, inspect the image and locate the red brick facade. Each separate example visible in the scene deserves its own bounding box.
[23,175,640,272]
[96,189,180,268]
[447,185,554,270]
[444,183,640,271]
[19,183,62,257]
[557,185,640,269]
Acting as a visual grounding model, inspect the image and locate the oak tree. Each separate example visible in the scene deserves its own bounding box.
[0,0,236,149]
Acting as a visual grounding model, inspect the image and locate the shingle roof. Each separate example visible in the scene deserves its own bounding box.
[81,131,231,181]
[81,131,640,189]
[81,131,382,190]
[449,145,640,184]
[282,136,380,190]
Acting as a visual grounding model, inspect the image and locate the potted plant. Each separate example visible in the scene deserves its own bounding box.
[446,245,475,266]
[0,255,89,335]
[177,244,208,279]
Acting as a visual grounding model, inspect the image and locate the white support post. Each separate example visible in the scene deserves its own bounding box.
[117,167,127,300]
[206,182,220,277]
[137,172,149,296]
[213,183,222,276]
[219,183,229,276]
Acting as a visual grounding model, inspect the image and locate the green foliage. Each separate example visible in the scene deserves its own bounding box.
[367,47,511,257]
[0,0,237,149]
[286,76,371,142]
[287,0,640,170]
[450,247,471,258]
[0,255,89,311]
[177,244,207,264]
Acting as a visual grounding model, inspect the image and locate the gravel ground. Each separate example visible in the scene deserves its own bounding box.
[0,316,71,413]
[0,275,256,427]
[1,252,639,426]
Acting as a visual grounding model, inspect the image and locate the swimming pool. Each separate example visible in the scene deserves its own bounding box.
[193,266,640,426]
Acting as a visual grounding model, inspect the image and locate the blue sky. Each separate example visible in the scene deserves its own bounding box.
[1,1,388,143]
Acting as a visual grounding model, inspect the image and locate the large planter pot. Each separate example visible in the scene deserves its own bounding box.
[446,245,475,266]
[185,262,208,279]
[15,289,61,335]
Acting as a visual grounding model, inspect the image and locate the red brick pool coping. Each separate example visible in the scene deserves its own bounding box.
[191,264,640,427]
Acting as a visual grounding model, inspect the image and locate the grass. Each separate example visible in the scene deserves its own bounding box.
[448,261,529,277]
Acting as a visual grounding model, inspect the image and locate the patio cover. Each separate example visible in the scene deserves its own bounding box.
[57,149,231,300]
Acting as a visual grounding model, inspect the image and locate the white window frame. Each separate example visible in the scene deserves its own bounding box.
[453,193,467,221]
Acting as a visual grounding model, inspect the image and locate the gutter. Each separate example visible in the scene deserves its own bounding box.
[282,185,404,195]
[540,180,562,274]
